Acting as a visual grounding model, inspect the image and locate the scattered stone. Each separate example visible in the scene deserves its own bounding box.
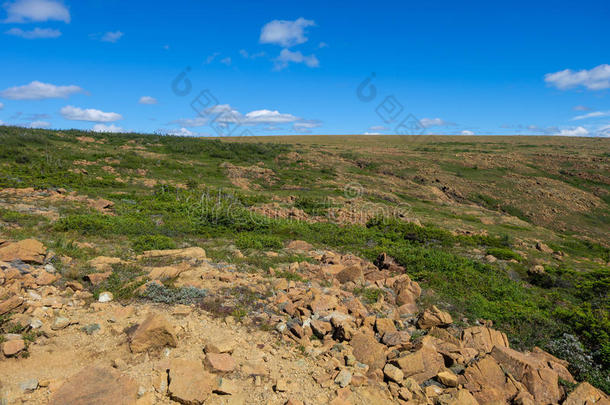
[536,242,553,253]
[204,352,236,373]
[85,271,112,285]
[286,240,313,251]
[129,313,177,353]
[82,323,101,335]
[564,382,609,405]
[168,359,215,404]
[2,339,25,356]
[51,316,71,330]
[19,378,38,393]
[49,366,138,405]
[383,363,404,383]
[98,291,114,302]
[528,265,546,275]
[0,296,23,315]
[334,369,352,388]
[437,370,458,387]
[417,305,453,329]
[462,326,509,354]
[484,254,497,263]
[350,332,386,371]
[204,337,235,354]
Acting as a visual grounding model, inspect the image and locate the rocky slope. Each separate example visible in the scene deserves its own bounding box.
[0,238,608,404]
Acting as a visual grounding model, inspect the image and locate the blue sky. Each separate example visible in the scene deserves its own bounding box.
[0,0,609,137]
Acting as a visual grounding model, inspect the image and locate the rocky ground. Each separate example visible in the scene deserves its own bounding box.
[1,238,608,405]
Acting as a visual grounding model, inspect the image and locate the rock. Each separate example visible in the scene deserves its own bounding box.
[51,316,71,330]
[310,319,332,338]
[82,323,101,335]
[36,271,58,286]
[168,358,216,405]
[382,331,410,346]
[88,256,123,272]
[204,337,235,354]
[0,296,23,315]
[395,343,444,383]
[49,366,138,405]
[85,271,112,285]
[98,291,114,302]
[417,305,453,329]
[335,265,363,284]
[436,389,479,405]
[129,313,177,353]
[0,239,46,264]
[437,370,458,387]
[1,339,25,356]
[19,378,38,393]
[484,254,497,263]
[334,369,352,388]
[536,242,553,253]
[463,355,519,404]
[462,326,509,354]
[375,317,396,336]
[204,353,236,373]
[383,363,404,383]
[528,265,546,275]
[138,247,206,261]
[350,332,386,371]
[491,346,562,404]
[564,382,610,405]
[286,240,313,251]
[215,378,238,395]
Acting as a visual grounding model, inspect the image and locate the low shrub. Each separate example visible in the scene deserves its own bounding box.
[131,234,176,252]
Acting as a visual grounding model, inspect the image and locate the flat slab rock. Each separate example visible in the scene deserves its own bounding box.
[49,366,138,405]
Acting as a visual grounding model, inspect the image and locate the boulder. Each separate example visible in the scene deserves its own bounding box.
[84,271,113,285]
[286,240,313,251]
[462,355,520,404]
[88,256,123,272]
[138,247,206,261]
[335,265,363,284]
[462,326,509,354]
[49,366,138,405]
[437,370,458,387]
[564,382,610,405]
[375,317,396,336]
[436,389,479,405]
[394,343,444,383]
[0,296,23,315]
[350,332,386,371]
[129,313,177,353]
[383,363,404,383]
[417,305,453,329]
[382,331,410,346]
[168,358,216,404]
[0,239,46,264]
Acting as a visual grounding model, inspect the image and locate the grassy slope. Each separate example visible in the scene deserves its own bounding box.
[0,126,608,390]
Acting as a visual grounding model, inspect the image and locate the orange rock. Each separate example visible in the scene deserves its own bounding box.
[395,343,444,383]
[168,358,216,404]
[350,332,386,371]
[417,305,453,329]
[1,339,25,356]
[0,239,46,264]
[462,326,509,354]
[129,313,177,353]
[49,366,138,405]
[564,382,610,405]
[205,353,236,373]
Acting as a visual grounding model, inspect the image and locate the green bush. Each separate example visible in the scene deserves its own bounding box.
[235,233,283,250]
[131,235,176,252]
[487,247,522,261]
[141,283,208,305]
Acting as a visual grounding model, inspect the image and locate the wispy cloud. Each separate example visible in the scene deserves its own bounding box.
[138,96,157,105]
[205,52,220,64]
[420,118,454,128]
[168,127,195,136]
[239,49,266,59]
[0,102,4,110]
[60,105,122,122]
[92,123,124,133]
[573,105,590,111]
[545,64,610,91]
[274,49,319,70]
[461,130,475,135]
[5,27,61,39]
[220,57,232,66]
[368,125,387,131]
[3,0,70,23]
[293,119,322,133]
[101,31,123,43]
[29,120,50,128]
[0,81,84,100]
[169,117,208,127]
[572,111,610,121]
[260,17,315,47]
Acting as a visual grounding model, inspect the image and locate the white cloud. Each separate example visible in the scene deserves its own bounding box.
[101,31,123,43]
[420,118,452,128]
[3,0,70,23]
[545,64,610,91]
[363,132,382,135]
[274,49,319,70]
[573,105,590,111]
[220,57,232,66]
[138,96,157,105]
[0,81,83,100]
[239,49,266,59]
[368,125,387,131]
[5,27,61,39]
[0,102,3,110]
[168,127,194,136]
[60,105,122,122]
[559,126,589,137]
[597,125,610,137]
[461,130,475,135]
[92,123,123,133]
[260,17,315,47]
[243,109,299,124]
[29,120,50,128]
[169,117,208,127]
[572,111,610,121]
